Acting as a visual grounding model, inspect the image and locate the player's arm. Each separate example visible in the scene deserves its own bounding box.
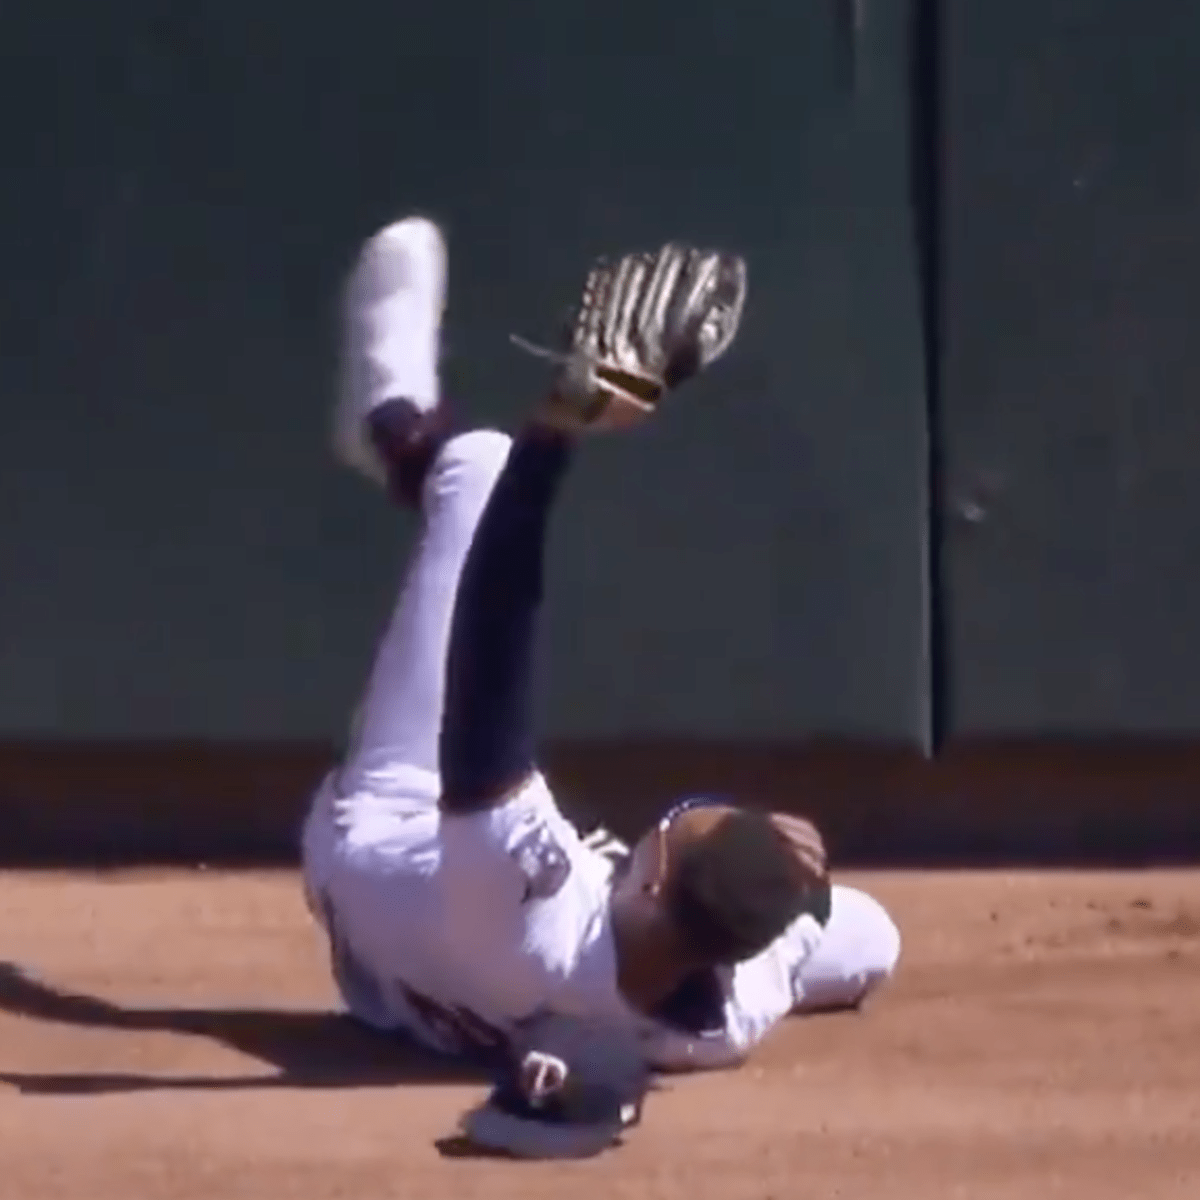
[435,423,571,818]
[438,243,746,819]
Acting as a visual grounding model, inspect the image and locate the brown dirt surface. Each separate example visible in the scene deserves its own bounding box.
[1,868,1198,1200]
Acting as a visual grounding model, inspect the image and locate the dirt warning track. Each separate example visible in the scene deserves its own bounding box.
[1,868,1197,1200]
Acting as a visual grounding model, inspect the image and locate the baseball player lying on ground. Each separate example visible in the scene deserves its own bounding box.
[301,216,902,1157]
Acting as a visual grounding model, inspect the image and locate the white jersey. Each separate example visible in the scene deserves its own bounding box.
[301,768,826,1071]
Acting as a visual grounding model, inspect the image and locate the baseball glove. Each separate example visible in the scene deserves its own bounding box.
[512,242,748,430]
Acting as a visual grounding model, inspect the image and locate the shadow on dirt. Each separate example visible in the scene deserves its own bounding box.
[0,962,487,1094]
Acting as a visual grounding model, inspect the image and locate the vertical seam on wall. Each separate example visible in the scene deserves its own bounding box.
[909,0,946,753]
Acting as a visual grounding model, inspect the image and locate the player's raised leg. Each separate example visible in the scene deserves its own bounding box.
[338,430,511,801]
[302,216,515,1033]
[329,216,512,801]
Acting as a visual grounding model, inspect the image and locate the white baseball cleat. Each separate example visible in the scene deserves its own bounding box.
[333,216,448,486]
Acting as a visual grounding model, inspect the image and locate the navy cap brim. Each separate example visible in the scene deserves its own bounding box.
[461,1101,635,1159]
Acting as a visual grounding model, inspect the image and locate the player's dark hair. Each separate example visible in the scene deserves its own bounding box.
[667,810,829,964]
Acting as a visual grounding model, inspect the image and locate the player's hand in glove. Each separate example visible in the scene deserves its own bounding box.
[513,242,748,431]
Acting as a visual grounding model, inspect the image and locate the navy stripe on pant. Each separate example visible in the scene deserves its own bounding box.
[438,429,573,807]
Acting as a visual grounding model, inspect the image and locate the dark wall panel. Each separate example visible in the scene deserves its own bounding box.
[942,0,1200,734]
[1,1,928,742]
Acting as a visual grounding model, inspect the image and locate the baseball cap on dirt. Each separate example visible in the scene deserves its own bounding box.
[459,1012,650,1159]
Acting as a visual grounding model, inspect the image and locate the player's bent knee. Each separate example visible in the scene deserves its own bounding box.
[792,885,901,1013]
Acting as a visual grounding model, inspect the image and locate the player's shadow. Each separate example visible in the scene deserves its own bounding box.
[0,962,487,1096]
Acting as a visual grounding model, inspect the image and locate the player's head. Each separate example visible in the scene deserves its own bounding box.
[610,800,830,982]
